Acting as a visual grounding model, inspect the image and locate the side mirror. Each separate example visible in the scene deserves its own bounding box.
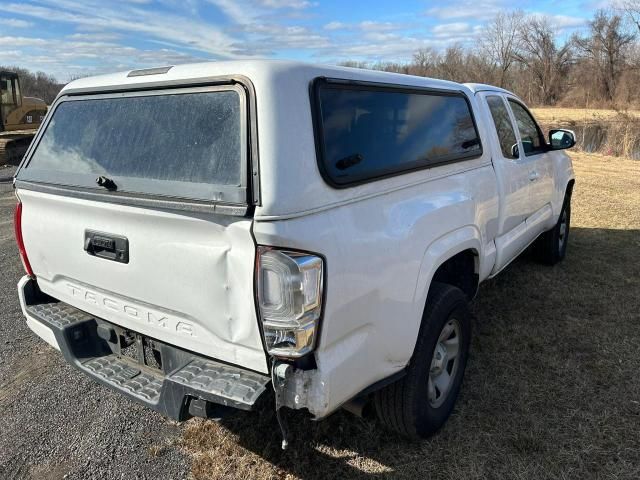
[549,129,576,150]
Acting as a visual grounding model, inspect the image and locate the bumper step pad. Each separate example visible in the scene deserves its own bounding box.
[24,297,270,420]
[83,356,164,403]
[170,358,268,407]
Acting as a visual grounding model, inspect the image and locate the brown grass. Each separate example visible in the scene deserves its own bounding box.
[180,152,640,480]
[531,107,640,124]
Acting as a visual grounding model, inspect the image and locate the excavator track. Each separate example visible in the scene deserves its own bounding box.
[0,130,37,166]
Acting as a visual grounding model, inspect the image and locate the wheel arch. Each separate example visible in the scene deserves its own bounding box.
[414,225,482,300]
[410,226,481,350]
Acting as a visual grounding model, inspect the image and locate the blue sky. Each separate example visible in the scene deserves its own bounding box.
[0,0,606,81]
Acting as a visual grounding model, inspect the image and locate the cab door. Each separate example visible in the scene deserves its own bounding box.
[505,97,555,238]
[478,92,538,274]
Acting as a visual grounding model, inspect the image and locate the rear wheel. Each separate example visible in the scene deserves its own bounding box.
[374,282,471,439]
[534,193,571,265]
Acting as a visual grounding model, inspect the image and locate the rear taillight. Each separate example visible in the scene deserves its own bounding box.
[14,201,34,277]
[256,247,324,358]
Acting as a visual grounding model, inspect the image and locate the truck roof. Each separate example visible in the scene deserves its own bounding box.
[463,83,515,95]
[60,59,475,96]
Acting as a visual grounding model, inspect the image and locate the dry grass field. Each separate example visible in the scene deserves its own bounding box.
[173,152,640,480]
[531,107,640,124]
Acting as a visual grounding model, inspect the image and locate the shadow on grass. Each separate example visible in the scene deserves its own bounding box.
[186,227,640,479]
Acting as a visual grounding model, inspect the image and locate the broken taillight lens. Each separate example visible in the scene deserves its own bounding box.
[14,200,34,277]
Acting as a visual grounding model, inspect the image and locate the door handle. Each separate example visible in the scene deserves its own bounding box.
[84,230,129,264]
[529,171,539,182]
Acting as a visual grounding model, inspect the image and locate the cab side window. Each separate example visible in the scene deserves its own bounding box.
[486,95,518,159]
[508,99,546,156]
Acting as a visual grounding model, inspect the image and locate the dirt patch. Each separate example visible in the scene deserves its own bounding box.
[0,347,54,404]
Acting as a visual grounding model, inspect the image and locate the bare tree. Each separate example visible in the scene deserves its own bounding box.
[623,0,640,33]
[337,60,370,70]
[337,9,640,108]
[410,48,439,76]
[480,11,524,88]
[514,16,573,105]
[573,10,635,101]
[436,44,467,83]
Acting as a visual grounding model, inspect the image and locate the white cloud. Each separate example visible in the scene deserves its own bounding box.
[0,31,207,81]
[324,21,346,30]
[205,0,252,24]
[4,1,240,58]
[206,0,314,25]
[322,20,404,32]
[432,22,472,37]
[326,36,445,61]
[543,14,588,30]
[0,18,35,28]
[0,36,48,47]
[66,32,123,41]
[358,21,399,32]
[425,1,509,21]
[257,0,313,8]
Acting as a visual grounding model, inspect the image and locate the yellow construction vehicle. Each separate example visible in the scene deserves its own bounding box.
[0,71,48,165]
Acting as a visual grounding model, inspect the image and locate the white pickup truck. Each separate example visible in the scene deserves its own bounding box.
[13,60,575,444]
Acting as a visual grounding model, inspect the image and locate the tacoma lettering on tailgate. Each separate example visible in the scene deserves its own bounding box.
[66,282,195,337]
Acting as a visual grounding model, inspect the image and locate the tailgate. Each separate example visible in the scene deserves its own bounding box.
[18,188,267,373]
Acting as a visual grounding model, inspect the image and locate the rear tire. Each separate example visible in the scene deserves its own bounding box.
[534,193,571,265]
[374,282,471,439]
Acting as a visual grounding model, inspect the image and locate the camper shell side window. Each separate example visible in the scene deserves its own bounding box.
[311,78,483,187]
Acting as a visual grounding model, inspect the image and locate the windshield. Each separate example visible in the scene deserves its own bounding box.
[21,87,246,203]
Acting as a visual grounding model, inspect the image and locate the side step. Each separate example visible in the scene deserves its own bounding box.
[23,287,270,421]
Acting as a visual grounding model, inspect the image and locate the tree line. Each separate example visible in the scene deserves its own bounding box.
[342,7,640,109]
[5,6,640,109]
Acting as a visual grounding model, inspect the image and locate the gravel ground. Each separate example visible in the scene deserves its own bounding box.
[0,186,191,480]
[0,165,18,183]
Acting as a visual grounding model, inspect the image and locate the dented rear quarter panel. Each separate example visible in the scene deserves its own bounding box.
[253,162,499,417]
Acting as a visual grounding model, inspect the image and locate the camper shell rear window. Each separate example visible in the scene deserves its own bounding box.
[18,84,248,205]
[312,78,482,187]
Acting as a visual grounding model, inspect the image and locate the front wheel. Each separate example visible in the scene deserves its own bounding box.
[374,282,471,439]
[534,193,571,265]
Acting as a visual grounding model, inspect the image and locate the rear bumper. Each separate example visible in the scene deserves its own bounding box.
[18,276,271,421]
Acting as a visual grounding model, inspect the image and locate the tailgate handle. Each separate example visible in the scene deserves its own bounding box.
[84,230,129,264]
